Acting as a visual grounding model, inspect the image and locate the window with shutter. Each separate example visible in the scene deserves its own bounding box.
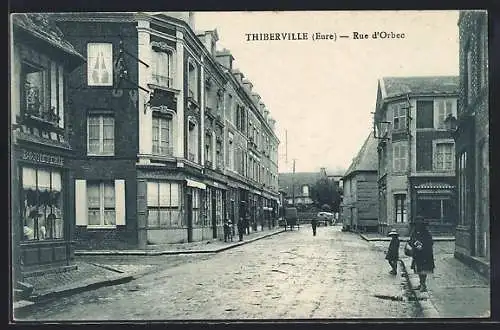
[86,181,116,227]
[87,114,115,156]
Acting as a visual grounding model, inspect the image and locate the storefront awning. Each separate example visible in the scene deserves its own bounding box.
[186,179,206,190]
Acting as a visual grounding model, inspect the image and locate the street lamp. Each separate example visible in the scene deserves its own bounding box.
[444,113,458,140]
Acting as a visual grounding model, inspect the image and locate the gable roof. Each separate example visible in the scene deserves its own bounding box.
[12,13,84,63]
[380,76,459,99]
[278,172,320,196]
[344,132,378,178]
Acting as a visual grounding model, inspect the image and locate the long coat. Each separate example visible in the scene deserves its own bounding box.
[409,229,435,273]
[385,237,400,261]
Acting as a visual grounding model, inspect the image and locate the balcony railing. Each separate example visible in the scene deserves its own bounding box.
[151,74,173,88]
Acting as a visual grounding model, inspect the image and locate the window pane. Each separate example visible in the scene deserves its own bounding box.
[152,117,159,154]
[88,209,100,226]
[87,184,100,208]
[159,182,170,206]
[147,182,159,207]
[159,209,170,227]
[104,210,116,225]
[148,208,159,227]
[38,169,51,191]
[104,183,115,208]
[170,183,179,206]
[170,210,181,227]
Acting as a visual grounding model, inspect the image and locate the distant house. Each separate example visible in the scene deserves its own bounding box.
[341,132,379,232]
[278,168,343,208]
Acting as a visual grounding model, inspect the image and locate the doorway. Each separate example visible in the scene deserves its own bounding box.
[187,192,193,242]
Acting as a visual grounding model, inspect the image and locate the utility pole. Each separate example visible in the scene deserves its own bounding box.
[292,158,296,207]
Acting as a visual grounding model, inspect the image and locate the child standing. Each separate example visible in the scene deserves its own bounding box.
[385,229,400,275]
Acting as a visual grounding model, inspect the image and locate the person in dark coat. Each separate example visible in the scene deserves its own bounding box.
[385,228,400,275]
[409,216,435,292]
[311,216,318,236]
[237,217,244,241]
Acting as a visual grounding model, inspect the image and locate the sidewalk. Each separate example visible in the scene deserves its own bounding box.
[14,227,285,313]
[75,227,285,256]
[367,238,490,318]
[360,232,455,242]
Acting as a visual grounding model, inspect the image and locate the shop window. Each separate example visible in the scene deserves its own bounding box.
[147,181,181,228]
[152,115,173,156]
[87,114,115,155]
[394,194,407,223]
[21,167,63,241]
[192,188,202,227]
[417,198,453,223]
[87,181,116,226]
[87,43,113,86]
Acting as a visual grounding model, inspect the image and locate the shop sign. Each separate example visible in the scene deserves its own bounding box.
[22,150,64,166]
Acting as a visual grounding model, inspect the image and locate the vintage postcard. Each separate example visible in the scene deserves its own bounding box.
[10,10,490,321]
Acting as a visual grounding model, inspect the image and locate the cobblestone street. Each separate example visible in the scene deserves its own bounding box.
[19,226,419,320]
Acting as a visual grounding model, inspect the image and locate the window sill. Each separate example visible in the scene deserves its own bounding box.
[85,225,118,230]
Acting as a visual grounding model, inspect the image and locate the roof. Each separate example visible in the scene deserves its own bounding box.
[12,13,84,62]
[344,132,378,178]
[380,76,459,99]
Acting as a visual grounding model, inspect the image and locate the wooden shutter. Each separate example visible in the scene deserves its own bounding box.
[75,179,88,226]
[115,179,126,226]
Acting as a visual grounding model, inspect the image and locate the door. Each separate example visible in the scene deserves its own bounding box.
[187,192,193,242]
[212,195,217,239]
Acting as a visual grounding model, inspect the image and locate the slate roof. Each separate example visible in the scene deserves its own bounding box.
[279,170,342,197]
[380,76,459,99]
[344,132,378,179]
[12,13,84,61]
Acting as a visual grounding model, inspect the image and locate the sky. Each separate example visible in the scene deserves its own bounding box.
[193,10,460,174]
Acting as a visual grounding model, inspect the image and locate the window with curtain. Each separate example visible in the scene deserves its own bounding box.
[21,167,63,240]
[147,181,181,228]
[151,50,172,87]
[87,43,113,86]
[434,143,454,171]
[87,181,115,226]
[152,115,172,156]
[87,114,115,155]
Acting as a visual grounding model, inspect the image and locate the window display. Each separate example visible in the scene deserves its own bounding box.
[22,166,63,241]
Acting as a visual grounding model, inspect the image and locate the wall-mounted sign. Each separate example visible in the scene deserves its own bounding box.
[21,150,64,166]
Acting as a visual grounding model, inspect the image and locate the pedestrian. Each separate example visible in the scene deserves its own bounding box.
[237,217,244,241]
[408,216,435,292]
[311,216,318,236]
[223,219,230,242]
[385,228,400,275]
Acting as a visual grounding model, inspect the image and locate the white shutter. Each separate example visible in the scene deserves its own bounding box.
[75,180,88,226]
[115,179,126,226]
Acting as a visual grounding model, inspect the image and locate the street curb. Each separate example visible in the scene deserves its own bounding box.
[359,234,455,242]
[398,257,440,318]
[14,274,135,315]
[75,229,286,256]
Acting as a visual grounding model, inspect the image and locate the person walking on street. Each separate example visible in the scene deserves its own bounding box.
[409,216,435,292]
[311,216,318,236]
[385,228,400,275]
[237,217,244,241]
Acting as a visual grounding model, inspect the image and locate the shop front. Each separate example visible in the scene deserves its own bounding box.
[411,179,457,235]
[13,146,74,276]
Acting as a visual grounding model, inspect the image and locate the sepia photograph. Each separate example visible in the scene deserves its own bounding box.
[9,10,490,321]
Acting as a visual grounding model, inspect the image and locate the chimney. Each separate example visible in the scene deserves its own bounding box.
[188,12,195,29]
[197,30,219,56]
[215,48,234,70]
[267,117,276,130]
[264,108,270,120]
[252,93,261,106]
[231,68,244,83]
[242,79,253,92]
[259,102,265,115]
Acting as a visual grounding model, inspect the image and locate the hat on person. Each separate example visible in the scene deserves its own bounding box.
[387,228,399,236]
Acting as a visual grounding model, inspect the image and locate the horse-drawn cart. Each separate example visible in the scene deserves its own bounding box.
[283,207,300,231]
